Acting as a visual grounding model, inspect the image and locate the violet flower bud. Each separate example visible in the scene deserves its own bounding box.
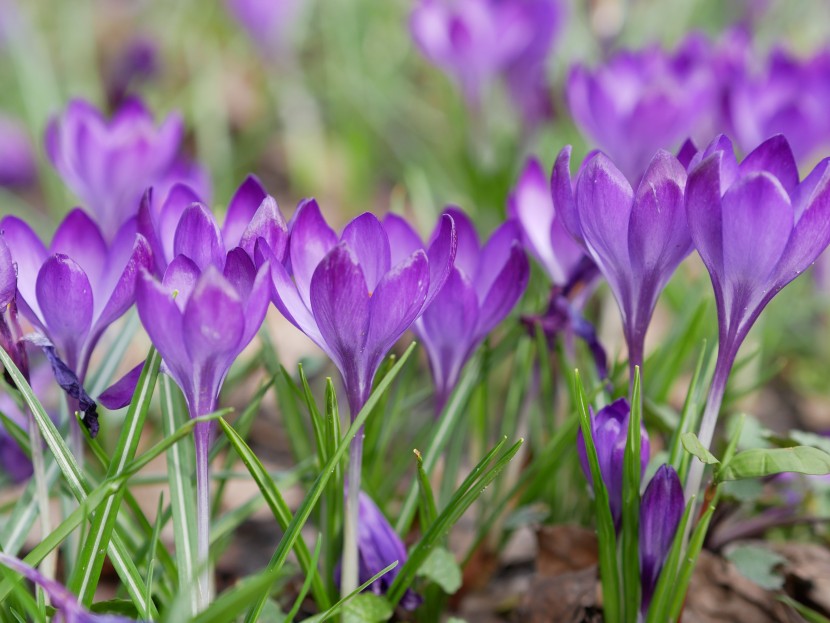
[405,208,529,413]
[639,464,684,614]
[576,398,649,527]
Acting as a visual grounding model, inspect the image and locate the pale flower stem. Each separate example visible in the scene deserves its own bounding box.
[28,412,53,581]
[194,422,213,611]
[340,432,364,600]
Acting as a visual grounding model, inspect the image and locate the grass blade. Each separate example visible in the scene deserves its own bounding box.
[621,366,642,621]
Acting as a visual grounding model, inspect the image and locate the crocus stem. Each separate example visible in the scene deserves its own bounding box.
[340,430,364,599]
[28,412,53,581]
[194,421,213,610]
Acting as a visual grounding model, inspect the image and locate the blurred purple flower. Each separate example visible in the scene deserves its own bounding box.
[553,146,690,375]
[639,464,684,614]
[410,0,562,125]
[0,210,152,434]
[398,208,529,412]
[729,47,830,167]
[508,156,585,286]
[684,135,830,489]
[106,37,159,108]
[567,33,725,181]
[226,0,305,57]
[45,98,183,241]
[0,114,36,188]
[261,201,456,418]
[0,552,142,622]
[353,491,421,610]
[576,398,649,527]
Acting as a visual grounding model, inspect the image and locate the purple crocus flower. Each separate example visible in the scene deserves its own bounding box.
[576,398,650,527]
[0,210,152,435]
[0,114,36,188]
[45,98,183,241]
[403,208,529,412]
[410,0,561,125]
[553,146,690,377]
[684,134,830,496]
[0,552,142,622]
[639,464,684,614]
[0,234,28,380]
[566,34,723,181]
[226,0,305,58]
[354,491,421,610]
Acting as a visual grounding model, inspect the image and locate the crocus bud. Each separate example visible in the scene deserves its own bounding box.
[639,464,684,614]
[576,398,650,527]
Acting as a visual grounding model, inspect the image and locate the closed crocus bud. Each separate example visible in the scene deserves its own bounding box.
[553,146,691,377]
[45,98,183,241]
[576,398,649,527]
[400,208,529,413]
[355,491,422,610]
[0,552,143,622]
[639,464,684,615]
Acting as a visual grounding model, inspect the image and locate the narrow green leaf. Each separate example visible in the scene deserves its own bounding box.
[244,343,417,622]
[778,596,830,623]
[301,562,397,623]
[69,348,161,605]
[189,567,285,623]
[323,377,343,599]
[144,494,165,620]
[573,369,620,623]
[284,538,323,622]
[299,363,327,464]
[621,367,642,622]
[682,432,720,465]
[717,445,830,481]
[668,340,712,476]
[414,449,438,530]
[0,410,30,456]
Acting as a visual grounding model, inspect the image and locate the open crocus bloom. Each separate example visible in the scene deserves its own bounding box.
[0,210,151,389]
[407,208,529,412]
[553,146,691,374]
[261,200,456,416]
[45,98,183,241]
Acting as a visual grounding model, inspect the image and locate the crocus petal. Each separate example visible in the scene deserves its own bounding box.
[238,195,288,262]
[50,208,108,286]
[738,134,800,197]
[0,236,14,308]
[574,153,634,285]
[442,207,479,278]
[686,153,726,276]
[474,241,529,341]
[551,145,582,244]
[162,254,202,309]
[173,203,226,272]
[364,249,429,374]
[289,199,338,308]
[341,213,391,293]
[222,174,268,249]
[472,220,522,301]
[158,183,202,266]
[424,213,457,307]
[1,215,49,319]
[382,213,423,267]
[98,361,144,410]
[640,464,684,613]
[721,172,793,287]
[36,255,93,365]
[240,262,272,351]
[628,151,690,280]
[309,243,371,379]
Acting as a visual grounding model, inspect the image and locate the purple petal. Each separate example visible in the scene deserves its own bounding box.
[628,151,691,283]
[309,243,371,380]
[676,138,698,169]
[239,262,272,352]
[0,235,15,308]
[222,174,268,249]
[49,209,108,286]
[441,207,479,278]
[551,145,582,245]
[137,189,167,276]
[474,241,529,341]
[721,172,793,287]
[472,219,522,301]
[98,361,144,410]
[158,183,202,267]
[738,134,799,197]
[173,203,226,272]
[640,464,684,613]
[574,153,634,285]
[382,213,423,267]
[686,153,726,276]
[415,268,479,401]
[341,213,391,292]
[423,213,457,307]
[238,195,288,262]
[36,255,93,366]
[223,248,257,299]
[289,199,338,308]
[1,215,49,319]
[162,255,202,309]
[364,249,429,376]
